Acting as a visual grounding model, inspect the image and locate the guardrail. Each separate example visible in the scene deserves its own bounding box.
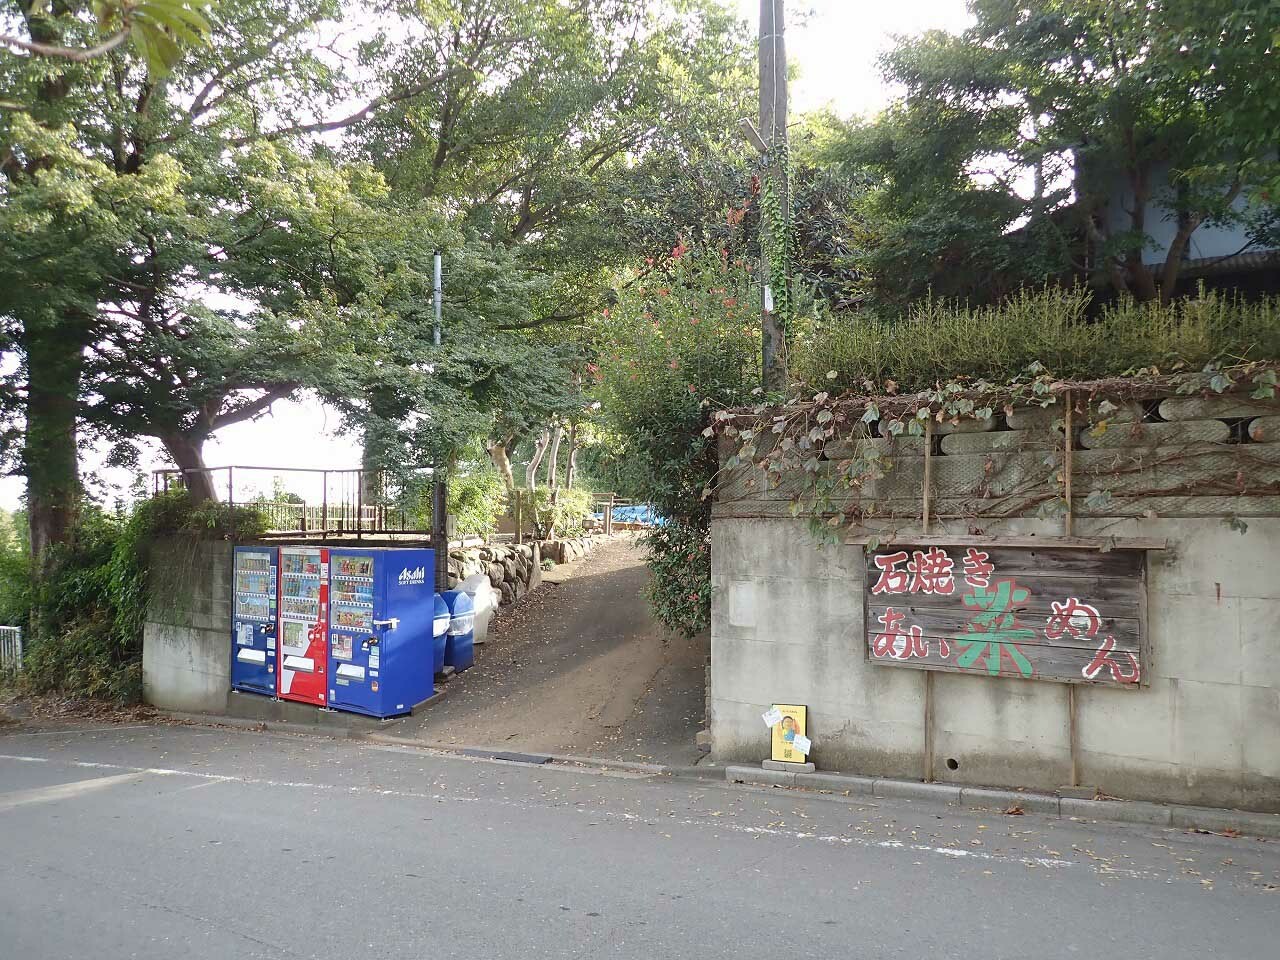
[0,626,23,672]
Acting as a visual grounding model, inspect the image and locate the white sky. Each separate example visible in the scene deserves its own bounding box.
[0,0,971,511]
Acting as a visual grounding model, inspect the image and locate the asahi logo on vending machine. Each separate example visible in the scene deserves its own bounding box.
[398,566,427,586]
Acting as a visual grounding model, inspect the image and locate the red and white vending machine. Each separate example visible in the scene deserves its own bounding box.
[277,546,329,706]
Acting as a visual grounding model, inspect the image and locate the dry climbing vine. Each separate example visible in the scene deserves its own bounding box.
[705,360,1280,542]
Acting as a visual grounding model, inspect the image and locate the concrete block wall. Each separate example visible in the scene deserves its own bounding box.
[142,541,233,714]
[710,515,1280,813]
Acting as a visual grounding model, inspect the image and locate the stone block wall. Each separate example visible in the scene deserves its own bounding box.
[710,391,1280,812]
[447,536,596,605]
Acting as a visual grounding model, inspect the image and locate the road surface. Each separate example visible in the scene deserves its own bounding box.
[1,722,1277,959]
[398,538,708,765]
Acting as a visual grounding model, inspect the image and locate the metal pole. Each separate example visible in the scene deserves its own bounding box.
[922,418,933,534]
[758,0,788,392]
[1064,391,1075,537]
[433,249,443,348]
[321,470,328,534]
[433,473,448,591]
[356,467,363,540]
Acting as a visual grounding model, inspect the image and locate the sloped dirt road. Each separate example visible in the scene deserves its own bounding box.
[397,538,708,764]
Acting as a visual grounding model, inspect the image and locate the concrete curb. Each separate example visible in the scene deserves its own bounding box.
[360,737,724,780]
[163,711,361,740]
[722,765,1280,839]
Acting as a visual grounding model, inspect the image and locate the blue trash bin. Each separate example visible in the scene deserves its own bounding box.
[442,589,475,673]
[432,593,450,677]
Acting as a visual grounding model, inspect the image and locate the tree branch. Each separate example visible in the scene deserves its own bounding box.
[228,70,453,145]
[0,29,128,62]
[209,384,300,430]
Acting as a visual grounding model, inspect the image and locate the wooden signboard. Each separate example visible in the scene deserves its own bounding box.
[863,543,1147,687]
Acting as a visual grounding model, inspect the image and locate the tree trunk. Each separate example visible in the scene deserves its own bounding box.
[162,432,217,503]
[545,424,564,490]
[486,436,516,490]
[525,430,550,490]
[565,424,578,489]
[23,328,84,571]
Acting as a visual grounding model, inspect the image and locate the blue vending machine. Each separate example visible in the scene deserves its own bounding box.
[442,589,475,673]
[231,546,278,695]
[327,548,436,718]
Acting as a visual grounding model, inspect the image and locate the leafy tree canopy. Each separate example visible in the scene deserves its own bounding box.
[827,0,1280,308]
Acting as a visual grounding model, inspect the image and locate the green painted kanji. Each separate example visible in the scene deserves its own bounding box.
[956,579,1036,678]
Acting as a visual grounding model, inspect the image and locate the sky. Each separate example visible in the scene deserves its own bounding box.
[0,0,972,511]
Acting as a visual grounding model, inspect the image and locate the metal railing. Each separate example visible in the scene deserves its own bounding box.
[0,626,22,672]
[151,465,437,538]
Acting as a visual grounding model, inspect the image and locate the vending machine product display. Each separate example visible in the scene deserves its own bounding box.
[231,546,278,695]
[277,546,329,706]
[327,548,436,718]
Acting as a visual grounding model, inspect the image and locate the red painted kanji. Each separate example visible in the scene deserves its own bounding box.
[871,607,927,660]
[1045,597,1102,640]
[871,551,911,595]
[1082,635,1140,684]
[961,548,995,589]
[908,547,955,595]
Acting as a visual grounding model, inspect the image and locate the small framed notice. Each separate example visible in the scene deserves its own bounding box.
[769,703,808,764]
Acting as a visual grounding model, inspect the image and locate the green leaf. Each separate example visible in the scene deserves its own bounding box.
[861,403,880,424]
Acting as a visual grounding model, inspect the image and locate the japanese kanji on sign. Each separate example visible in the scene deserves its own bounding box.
[864,542,1148,687]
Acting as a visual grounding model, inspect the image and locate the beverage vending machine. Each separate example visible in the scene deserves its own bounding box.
[277,546,329,706]
[327,547,436,718]
[231,546,278,695]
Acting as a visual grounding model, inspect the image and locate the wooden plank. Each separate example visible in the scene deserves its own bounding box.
[865,576,1144,620]
[862,542,1147,688]
[867,604,1142,652]
[866,545,1144,580]
[847,533,1167,551]
[864,642,1144,687]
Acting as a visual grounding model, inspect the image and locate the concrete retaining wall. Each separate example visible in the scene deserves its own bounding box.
[711,515,1280,811]
[710,392,1280,812]
[142,541,233,714]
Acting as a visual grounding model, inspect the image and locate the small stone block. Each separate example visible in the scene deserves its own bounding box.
[763,759,814,773]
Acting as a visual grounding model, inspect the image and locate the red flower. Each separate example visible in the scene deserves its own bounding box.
[688,384,697,393]
[668,359,680,369]
[722,297,737,308]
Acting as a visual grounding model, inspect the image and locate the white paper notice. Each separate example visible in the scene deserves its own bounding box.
[236,623,254,647]
[762,707,783,728]
[792,734,812,756]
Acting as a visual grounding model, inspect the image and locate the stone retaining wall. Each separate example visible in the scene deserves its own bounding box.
[448,536,597,606]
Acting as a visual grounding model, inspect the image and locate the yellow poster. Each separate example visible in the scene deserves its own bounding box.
[770,703,808,763]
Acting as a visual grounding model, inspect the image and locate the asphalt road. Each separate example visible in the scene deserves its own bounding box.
[2,723,1278,959]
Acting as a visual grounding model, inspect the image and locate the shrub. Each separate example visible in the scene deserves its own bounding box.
[643,519,711,636]
[19,491,266,703]
[792,287,1280,391]
[596,251,761,636]
[447,465,508,538]
[526,487,592,538]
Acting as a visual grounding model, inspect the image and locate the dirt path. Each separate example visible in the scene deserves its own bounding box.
[396,538,708,765]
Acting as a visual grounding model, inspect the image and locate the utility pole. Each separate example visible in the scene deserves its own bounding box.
[757,0,789,392]
[431,250,448,593]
